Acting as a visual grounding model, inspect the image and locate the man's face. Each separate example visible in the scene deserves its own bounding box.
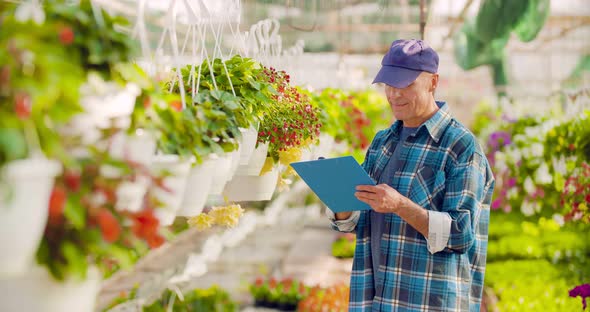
[384,72,438,126]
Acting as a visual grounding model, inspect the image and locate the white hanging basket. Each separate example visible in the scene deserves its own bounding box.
[177,156,217,217]
[150,155,192,226]
[0,157,61,276]
[223,166,279,201]
[208,152,233,195]
[235,142,269,176]
[238,126,258,165]
[0,265,101,312]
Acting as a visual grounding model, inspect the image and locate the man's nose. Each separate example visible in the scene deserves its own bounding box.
[387,87,401,98]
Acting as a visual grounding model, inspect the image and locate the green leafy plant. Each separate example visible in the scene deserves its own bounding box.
[0,8,84,169]
[142,285,237,312]
[331,233,356,259]
[46,0,137,78]
[249,277,309,310]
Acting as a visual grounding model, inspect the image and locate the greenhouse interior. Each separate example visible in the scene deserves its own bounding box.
[0,0,589,311]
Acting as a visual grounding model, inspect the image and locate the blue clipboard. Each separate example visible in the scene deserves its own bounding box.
[290,156,376,213]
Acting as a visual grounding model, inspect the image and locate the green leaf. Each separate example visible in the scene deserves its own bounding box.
[553,172,565,192]
[64,197,86,229]
[61,241,88,280]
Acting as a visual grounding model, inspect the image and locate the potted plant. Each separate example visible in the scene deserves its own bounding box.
[0,3,85,276]
[225,67,322,201]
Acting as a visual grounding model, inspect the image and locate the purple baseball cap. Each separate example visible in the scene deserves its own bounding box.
[373,39,439,88]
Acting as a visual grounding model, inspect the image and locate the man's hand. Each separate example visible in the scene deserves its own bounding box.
[355,184,405,213]
[355,184,429,239]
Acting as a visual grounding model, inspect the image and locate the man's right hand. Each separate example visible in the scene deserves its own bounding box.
[335,212,353,220]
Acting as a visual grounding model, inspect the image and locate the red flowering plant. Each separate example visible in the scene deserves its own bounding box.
[311,88,391,162]
[0,7,84,171]
[256,67,322,170]
[249,277,309,309]
[37,146,168,281]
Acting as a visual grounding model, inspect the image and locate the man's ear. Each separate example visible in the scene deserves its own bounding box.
[430,73,439,93]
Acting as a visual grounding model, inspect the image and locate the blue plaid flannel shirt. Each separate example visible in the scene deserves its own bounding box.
[333,102,494,312]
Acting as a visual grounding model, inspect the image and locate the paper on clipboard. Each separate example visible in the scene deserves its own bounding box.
[289,156,376,213]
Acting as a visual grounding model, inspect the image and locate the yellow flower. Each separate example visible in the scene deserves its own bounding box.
[260,157,275,175]
[279,147,302,166]
[187,214,215,231]
[209,204,245,228]
[580,203,588,212]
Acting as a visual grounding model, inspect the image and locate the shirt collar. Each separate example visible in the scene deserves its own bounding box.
[388,101,452,143]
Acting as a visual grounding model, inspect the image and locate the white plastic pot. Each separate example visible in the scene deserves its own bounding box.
[0,157,61,276]
[109,130,156,166]
[235,142,269,176]
[228,145,242,178]
[150,155,192,226]
[238,126,258,165]
[223,166,279,201]
[208,153,233,195]
[0,265,101,312]
[177,157,216,217]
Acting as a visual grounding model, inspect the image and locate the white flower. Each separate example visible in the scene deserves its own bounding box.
[530,143,544,158]
[15,1,45,24]
[552,156,567,176]
[507,188,519,200]
[535,163,552,185]
[552,214,565,227]
[100,164,122,178]
[89,191,108,207]
[524,176,536,194]
[115,180,148,212]
[520,201,535,216]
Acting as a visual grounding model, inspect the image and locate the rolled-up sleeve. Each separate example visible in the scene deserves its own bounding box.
[426,210,452,253]
[442,140,493,254]
[326,209,360,233]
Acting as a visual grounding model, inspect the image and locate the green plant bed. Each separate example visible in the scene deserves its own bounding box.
[331,233,356,259]
[485,260,582,311]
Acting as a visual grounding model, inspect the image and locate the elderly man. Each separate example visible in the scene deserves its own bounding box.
[327,39,495,311]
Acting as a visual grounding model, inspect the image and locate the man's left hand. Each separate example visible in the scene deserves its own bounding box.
[355,184,406,214]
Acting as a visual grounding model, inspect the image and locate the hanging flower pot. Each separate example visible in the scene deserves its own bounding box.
[0,265,101,312]
[209,152,234,196]
[0,157,61,276]
[238,126,259,165]
[177,157,216,217]
[235,142,269,176]
[223,166,279,201]
[150,155,192,226]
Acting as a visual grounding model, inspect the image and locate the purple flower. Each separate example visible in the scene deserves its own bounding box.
[492,199,502,210]
[487,131,512,151]
[507,177,517,188]
[569,284,590,310]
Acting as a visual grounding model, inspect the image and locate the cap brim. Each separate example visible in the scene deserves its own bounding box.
[372,66,422,88]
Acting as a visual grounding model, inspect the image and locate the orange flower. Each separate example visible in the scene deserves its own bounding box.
[48,186,66,224]
[169,100,182,112]
[97,209,121,243]
[59,26,75,45]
